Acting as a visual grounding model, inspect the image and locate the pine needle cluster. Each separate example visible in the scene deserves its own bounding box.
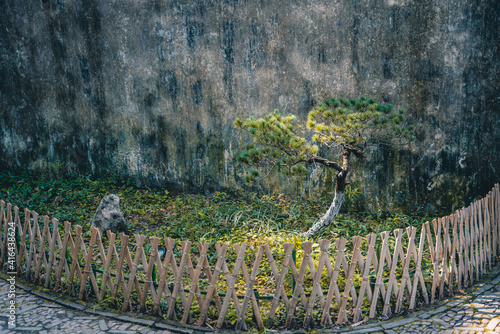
[234,97,414,183]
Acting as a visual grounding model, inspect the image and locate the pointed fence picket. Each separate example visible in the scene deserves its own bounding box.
[0,184,499,330]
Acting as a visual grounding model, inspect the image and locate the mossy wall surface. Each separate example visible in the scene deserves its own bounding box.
[0,0,499,214]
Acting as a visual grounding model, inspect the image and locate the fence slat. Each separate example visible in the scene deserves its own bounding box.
[10,206,20,273]
[285,242,312,328]
[0,202,9,268]
[34,215,48,283]
[266,243,293,327]
[322,237,346,325]
[304,240,330,328]
[439,217,450,299]
[337,236,362,324]
[382,229,403,316]
[140,236,160,312]
[196,243,228,326]
[236,244,265,331]
[17,209,31,275]
[167,241,191,319]
[450,213,459,293]
[395,227,416,313]
[95,231,116,301]
[353,234,376,322]
[216,244,247,328]
[409,225,429,309]
[78,227,99,300]
[166,240,191,320]
[181,242,209,325]
[153,237,175,315]
[369,232,390,318]
[121,234,146,311]
[44,218,59,288]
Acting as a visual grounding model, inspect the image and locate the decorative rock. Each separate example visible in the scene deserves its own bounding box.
[90,194,127,234]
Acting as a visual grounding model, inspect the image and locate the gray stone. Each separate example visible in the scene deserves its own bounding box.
[453,327,485,332]
[381,317,419,329]
[384,330,398,334]
[12,328,44,332]
[431,317,452,327]
[472,285,495,295]
[99,319,109,331]
[45,320,62,328]
[116,315,155,326]
[88,310,121,319]
[344,327,383,333]
[485,317,500,331]
[154,322,194,334]
[17,305,38,314]
[54,300,88,311]
[91,195,127,234]
[418,306,449,319]
[446,300,464,307]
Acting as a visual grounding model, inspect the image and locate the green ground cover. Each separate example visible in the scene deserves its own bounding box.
[0,169,433,246]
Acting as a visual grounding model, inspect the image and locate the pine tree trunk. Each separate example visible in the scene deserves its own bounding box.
[301,147,351,239]
[301,190,345,239]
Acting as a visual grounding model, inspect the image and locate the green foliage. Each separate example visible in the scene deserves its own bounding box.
[234,110,320,180]
[342,185,365,212]
[234,97,415,183]
[307,96,415,146]
[0,170,431,248]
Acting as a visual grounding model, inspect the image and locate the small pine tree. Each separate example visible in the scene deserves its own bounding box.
[234,97,415,238]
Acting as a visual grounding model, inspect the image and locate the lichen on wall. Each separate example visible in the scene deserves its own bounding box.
[0,0,498,214]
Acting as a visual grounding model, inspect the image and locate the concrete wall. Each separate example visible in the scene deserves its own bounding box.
[1,0,499,213]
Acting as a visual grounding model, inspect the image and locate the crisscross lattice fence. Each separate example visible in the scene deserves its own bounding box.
[0,184,498,330]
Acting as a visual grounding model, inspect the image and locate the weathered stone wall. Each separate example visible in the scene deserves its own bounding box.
[0,0,499,214]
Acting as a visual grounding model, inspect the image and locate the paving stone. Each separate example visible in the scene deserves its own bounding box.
[419,306,450,320]
[45,320,62,328]
[55,300,87,311]
[431,317,452,327]
[447,300,464,307]
[11,327,43,331]
[117,315,155,326]
[154,322,194,333]
[381,317,419,329]
[342,327,384,333]
[454,327,485,332]
[99,319,109,331]
[485,317,500,330]
[17,305,38,314]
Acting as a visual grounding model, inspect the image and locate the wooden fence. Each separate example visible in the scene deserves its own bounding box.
[0,184,498,330]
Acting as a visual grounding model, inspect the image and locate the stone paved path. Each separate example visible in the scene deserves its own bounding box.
[318,267,500,333]
[0,274,189,334]
[1,268,500,333]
